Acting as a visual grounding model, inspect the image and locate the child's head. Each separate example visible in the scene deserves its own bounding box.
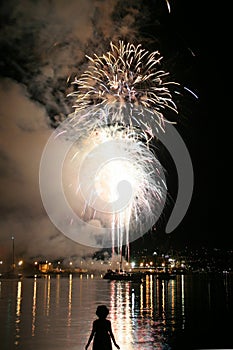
[96,305,109,319]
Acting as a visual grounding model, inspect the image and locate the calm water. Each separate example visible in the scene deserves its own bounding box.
[0,273,232,350]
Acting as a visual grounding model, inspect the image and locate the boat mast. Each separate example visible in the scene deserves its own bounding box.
[119,243,130,272]
[120,246,123,271]
[12,236,15,272]
[127,242,130,266]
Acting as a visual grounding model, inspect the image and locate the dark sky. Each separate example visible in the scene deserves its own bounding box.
[132,1,218,249]
[165,1,216,248]
[0,0,222,262]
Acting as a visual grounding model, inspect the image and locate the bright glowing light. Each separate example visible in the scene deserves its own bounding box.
[67,41,178,254]
[61,106,167,251]
[40,41,190,255]
[18,260,23,266]
[69,41,178,134]
[165,0,171,13]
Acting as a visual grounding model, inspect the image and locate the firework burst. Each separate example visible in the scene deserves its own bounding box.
[65,42,179,253]
[40,41,181,254]
[61,108,167,250]
[69,41,179,133]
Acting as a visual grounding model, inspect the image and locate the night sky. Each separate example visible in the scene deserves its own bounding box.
[137,1,217,249]
[0,0,221,262]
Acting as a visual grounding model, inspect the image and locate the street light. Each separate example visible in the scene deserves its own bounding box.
[11,236,15,270]
[131,262,135,268]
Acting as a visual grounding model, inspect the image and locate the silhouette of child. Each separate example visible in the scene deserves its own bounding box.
[85,305,120,350]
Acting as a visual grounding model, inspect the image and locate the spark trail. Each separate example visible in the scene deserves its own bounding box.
[69,41,179,134]
[40,41,180,262]
[65,41,179,260]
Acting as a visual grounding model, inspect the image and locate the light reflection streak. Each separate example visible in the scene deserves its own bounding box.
[110,281,133,347]
[115,283,123,342]
[156,278,161,317]
[171,279,175,322]
[150,275,153,318]
[162,280,165,317]
[67,274,72,327]
[16,281,22,317]
[131,288,135,315]
[79,275,83,307]
[56,274,60,307]
[140,283,143,316]
[145,275,150,310]
[181,274,185,329]
[32,278,37,336]
[45,275,51,317]
[15,280,22,346]
[125,283,131,345]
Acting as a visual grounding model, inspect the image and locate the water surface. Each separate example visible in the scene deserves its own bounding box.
[0,273,232,350]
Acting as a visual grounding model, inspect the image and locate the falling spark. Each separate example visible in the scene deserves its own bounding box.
[68,41,179,135]
[165,0,171,13]
[61,41,179,256]
[184,86,199,99]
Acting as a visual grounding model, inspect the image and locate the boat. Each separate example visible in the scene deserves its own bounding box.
[25,274,43,278]
[156,271,176,280]
[103,269,144,282]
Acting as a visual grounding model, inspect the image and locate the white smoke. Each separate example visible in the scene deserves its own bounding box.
[0,78,97,262]
[0,0,146,263]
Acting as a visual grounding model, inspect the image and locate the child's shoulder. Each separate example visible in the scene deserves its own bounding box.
[94,318,111,324]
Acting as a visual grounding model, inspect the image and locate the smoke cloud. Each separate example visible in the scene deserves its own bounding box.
[0,0,153,262]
